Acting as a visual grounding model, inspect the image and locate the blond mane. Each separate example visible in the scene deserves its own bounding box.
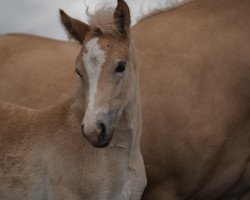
[86,6,121,37]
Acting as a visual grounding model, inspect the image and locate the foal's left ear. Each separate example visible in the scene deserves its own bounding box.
[114,0,131,38]
[59,9,90,43]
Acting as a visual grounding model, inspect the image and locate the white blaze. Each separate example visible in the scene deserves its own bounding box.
[82,37,106,128]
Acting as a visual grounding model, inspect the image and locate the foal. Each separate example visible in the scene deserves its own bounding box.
[0,0,147,199]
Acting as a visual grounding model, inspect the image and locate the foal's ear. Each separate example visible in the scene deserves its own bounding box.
[59,9,90,43]
[114,0,131,38]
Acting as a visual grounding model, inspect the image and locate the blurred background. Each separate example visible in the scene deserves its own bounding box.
[0,0,173,40]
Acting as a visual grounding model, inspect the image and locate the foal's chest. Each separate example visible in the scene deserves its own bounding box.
[96,150,132,200]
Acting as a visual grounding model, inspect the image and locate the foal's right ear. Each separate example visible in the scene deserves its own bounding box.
[59,9,90,44]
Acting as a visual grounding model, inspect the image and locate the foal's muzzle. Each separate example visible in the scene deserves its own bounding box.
[81,121,114,148]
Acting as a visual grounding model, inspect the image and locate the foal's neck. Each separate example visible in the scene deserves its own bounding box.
[112,88,141,148]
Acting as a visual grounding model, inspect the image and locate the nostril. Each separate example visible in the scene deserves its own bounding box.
[98,123,106,140]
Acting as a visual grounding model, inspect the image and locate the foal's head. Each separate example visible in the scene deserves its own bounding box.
[60,0,136,148]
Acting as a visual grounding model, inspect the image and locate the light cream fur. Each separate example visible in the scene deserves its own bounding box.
[87,7,117,37]
[82,37,106,135]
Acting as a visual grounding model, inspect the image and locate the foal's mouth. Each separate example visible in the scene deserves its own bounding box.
[81,125,114,148]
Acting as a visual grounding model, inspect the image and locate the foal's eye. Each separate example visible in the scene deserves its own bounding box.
[115,61,126,73]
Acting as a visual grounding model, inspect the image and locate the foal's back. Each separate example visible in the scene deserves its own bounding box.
[0,102,78,200]
[0,102,75,200]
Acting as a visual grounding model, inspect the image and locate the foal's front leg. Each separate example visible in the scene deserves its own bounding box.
[120,175,146,200]
[129,179,147,200]
[128,153,147,200]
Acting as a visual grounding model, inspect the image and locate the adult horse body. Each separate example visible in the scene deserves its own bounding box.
[0,34,78,108]
[1,0,250,199]
[136,0,250,199]
[0,1,146,199]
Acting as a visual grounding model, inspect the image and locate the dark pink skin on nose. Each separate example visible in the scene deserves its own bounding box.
[86,132,99,145]
[83,123,101,143]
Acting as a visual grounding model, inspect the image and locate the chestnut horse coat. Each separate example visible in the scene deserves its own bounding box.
[1,0,250,199]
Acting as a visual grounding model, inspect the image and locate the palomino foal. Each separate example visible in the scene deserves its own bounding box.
[0,0,146,199]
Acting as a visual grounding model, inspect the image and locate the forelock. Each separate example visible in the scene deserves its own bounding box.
[86,6,123,38]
